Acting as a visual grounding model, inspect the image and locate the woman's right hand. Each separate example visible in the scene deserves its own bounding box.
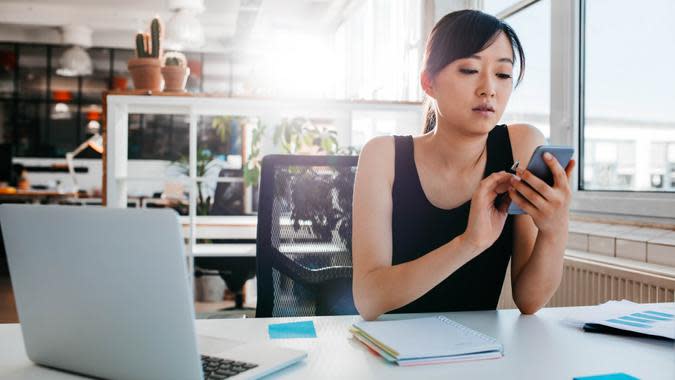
[461,171,514,253]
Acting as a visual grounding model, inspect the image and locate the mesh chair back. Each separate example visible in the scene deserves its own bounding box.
[256,155,358,317]
[210,168,244,215]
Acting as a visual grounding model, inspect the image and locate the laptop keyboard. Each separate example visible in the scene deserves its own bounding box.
[201,355,258,379]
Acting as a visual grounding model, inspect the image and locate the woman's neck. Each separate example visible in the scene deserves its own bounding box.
[422,120,488,174]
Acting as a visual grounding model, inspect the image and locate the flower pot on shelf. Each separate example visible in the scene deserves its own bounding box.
[161,66,190,92]
[127,58,163,91]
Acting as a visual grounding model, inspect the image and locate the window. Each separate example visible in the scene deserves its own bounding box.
[335,0,423,101]
[499,0,551,139]
[546,0,675,221]
[649,142,675,190]
[128,114,189,161]
[2,44,213,158]
[494,0,675,221]
[351,110,422,149]
[581,0,675,193]
[583,140,636,190]
[482,0,529,16]
[0,44,15,101]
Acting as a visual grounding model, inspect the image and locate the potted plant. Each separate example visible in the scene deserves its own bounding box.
[161,51,190,92]
[127,17,163,91]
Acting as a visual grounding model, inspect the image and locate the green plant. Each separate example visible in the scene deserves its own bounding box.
[272,117,362,157]
[173,148,220,215]
[211,116,235,149]
[243,123,266,188]
[135,17,162,58]
[164,51,187,67]
[273,117,339,154]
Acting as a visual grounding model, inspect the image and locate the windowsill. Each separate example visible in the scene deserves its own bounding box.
[565,249,675,278]
[567,219,675,267]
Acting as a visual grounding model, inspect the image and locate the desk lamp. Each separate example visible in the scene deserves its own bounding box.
[65,132,103,193]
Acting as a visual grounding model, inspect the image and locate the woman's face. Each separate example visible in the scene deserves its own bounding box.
[425,32,515,135]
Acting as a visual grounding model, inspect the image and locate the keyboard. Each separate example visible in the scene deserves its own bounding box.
[201,355,258,379]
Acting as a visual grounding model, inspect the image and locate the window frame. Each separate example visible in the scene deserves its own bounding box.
[504,0,675,223]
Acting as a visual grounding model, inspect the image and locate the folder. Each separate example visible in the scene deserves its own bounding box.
[351,316,503,366]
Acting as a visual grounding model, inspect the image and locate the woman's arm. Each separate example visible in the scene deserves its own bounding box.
[352,136,513,320]
[507,124,575,314]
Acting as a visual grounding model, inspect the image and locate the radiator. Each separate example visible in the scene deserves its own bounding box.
[498,253,675,310]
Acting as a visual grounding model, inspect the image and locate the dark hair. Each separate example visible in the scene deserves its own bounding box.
[422,10,525,133]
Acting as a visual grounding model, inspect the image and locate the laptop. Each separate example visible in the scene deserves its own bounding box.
[0,204,306,380]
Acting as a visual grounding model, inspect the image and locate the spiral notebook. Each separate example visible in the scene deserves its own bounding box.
[351,316,503,366]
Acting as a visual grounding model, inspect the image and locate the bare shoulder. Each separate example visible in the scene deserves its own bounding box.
[360,135,395,158]
[506,123,546,167]
[356,136,396,185]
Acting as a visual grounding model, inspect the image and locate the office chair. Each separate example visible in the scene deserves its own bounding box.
[195,168,255,312]
[255,154,358,317]
[209,168,244,215]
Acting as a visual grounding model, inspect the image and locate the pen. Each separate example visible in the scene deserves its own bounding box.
[507,160,519,175]
[496,160,519,208]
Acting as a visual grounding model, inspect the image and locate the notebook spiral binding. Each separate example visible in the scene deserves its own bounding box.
[436,316,499,344]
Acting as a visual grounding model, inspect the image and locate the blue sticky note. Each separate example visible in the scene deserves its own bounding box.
[573,373,639,380]
[268,320,317,339]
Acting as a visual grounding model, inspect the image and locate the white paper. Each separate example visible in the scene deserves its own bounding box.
[562,300,675,340]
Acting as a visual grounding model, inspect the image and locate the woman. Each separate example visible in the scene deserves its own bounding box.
[352,10,575,320]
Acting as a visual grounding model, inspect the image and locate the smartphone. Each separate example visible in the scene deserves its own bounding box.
[507,145,574,215]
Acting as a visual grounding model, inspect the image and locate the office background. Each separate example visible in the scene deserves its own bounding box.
[0,0,674,323]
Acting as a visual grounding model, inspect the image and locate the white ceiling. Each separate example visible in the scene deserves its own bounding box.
[0,0,351,54]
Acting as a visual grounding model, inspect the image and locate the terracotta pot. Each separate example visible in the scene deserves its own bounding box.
[161,66,190,92]
[127,58,163,91]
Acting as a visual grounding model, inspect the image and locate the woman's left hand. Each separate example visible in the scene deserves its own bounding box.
[508,153,576,235]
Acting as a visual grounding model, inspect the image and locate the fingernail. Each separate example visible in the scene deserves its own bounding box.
[511,176,521,183]
[544,152,552,160]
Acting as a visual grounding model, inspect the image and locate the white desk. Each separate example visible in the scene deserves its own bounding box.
[192,243,257,257]
[0,306,673,379]
[180,216,258,241]
[180,216,257,261]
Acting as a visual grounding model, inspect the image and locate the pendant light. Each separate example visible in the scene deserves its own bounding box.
[165,0,206,50]
[56,25,93,77]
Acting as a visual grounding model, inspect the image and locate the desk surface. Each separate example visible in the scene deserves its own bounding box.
[180,215,258,240]
[0,306,673,379]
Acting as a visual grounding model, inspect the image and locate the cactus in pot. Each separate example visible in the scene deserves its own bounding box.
[127,17,163,91]
[133,18,162,58]
[161,51,190,92]
[164,51,187,67]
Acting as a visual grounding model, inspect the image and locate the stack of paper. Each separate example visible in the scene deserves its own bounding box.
[562,300,675,340]
[350,316,503,366]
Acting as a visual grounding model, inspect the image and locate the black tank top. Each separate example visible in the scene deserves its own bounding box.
[391,125,515,313]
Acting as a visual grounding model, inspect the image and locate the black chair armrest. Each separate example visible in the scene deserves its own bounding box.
[270,247,352,285]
